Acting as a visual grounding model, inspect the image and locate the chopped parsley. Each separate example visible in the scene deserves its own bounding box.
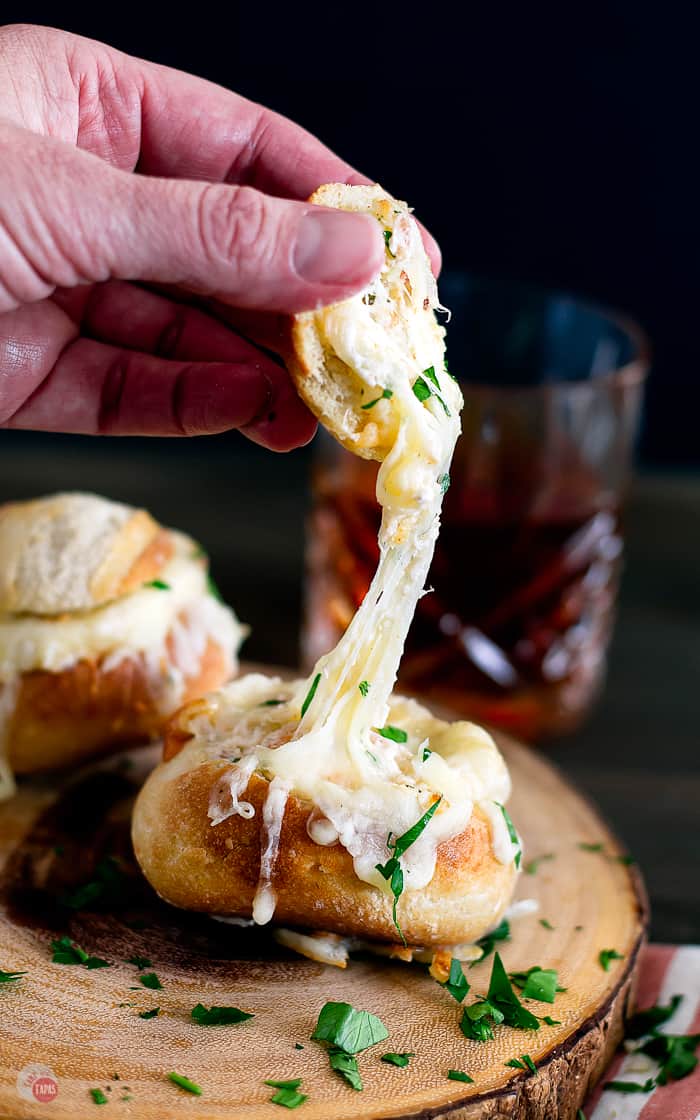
[485,953,541,1030]
[294,1043,304,1050]
[207,573,224,602]
[541,1015,562,1026]
[191,1003,253,1026]
[89,1088,108,1105]
[578,842,604,853]
[438,473,450,494]
[605,1078,655,1094]
[381,1052,413,1068]
[139,971,162,990]
[460,999,504,1042]
[471,919,510,967]
[577,1112,586,1120]
[126,955,152,970]
[598,949,624,972]
[311,1002,388,1054]
[329,1048,362,1090]
[524,853,555,875]
[616,854,635,865]
[638,1030,700,1084]
[62,855,125,910]
[139,1008,160,1019]
[167,1072,202,1096]
[374,724,407,743]
[421,746,432,762]
[447,1069,474,1083]
[509,966,564,1003]
[441,958,470,1004]
[375,797,442,943]
[412,376,432,403]
[361,388,393,411]
[358,680,370,697]
[383,229,395,257]
[539,919,555,931]
[269,1087,307,1108]
[362,292,376,306]
[300,673,321,718]
[0,970,25,983]
[261,699,285,707]
[264,1079,302,1091]
[143,579,170,591]
[50,936,109,969]
[423,365,441,389]
[495,802,521,868]
[505,1054,537,1073]
[626,994,683,1039]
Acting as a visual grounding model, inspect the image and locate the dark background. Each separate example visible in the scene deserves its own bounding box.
[1,9,698,942]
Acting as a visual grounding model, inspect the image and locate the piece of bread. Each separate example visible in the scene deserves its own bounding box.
[132,696,516,947]
[0,493,245,781]
[0,493,163,615]
[287,183,447,461]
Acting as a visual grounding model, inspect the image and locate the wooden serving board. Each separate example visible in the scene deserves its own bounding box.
[0,690,647,1120]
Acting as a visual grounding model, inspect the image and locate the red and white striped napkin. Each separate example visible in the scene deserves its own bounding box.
[584,944,700,1119]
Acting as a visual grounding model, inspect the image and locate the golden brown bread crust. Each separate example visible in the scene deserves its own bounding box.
[7,635,230,775]
[132,759,516,946]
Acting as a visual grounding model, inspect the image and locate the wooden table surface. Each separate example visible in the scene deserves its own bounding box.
[1,429,698,944]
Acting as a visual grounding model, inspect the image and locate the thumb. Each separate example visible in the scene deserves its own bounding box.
[0,124,385,315]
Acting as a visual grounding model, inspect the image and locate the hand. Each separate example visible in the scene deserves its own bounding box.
[0,25,440,449]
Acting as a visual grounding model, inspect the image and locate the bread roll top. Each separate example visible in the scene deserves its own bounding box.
[0,492,166,615]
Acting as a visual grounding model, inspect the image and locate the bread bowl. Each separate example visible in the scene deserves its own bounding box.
[0,492,245,796]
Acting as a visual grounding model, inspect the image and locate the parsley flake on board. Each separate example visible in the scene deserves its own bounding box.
[598,949,624,972]
[509,966,564,1003]
[329,1048,362,1090]
[524,853,555,875]
[578,842,604,852]
[139,971,162,990]
[167,1072,202,1096]
[0,970,25,983]
[381,1052,414,1068]
[486,953,541,1030]
[264,1079,302,1091]
[539,919,555,931]
[447,1069,474,1083]
[50,936,109,969]
[470,918,510,967]
[311,1002,388,1054]
[270,1087,307,1109]
[143,579,171,591]
[191,1003,253,1026]
[442,959,470,1004]
[300,673,321,718]
[126,956,152,970]
[361,388,393,411]
[62,856,126,910]
[138,1008,160,1019]
[375,798,442,943]
[541,1015,562,1026]
[374,724,407,743]
[89,1088,108,1105]
[358,680,370,697]
[459,999,504,1042]
[505,1054,537,1073]
[495,802,521,868]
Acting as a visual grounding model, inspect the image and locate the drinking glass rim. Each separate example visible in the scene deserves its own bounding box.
[455,302,651,397]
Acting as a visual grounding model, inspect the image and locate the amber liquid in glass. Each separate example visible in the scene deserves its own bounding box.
[303,447,622,741]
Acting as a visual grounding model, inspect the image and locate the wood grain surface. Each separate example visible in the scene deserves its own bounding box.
[0,706,647,1120]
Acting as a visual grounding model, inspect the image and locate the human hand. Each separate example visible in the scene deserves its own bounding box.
[0,25,440,449]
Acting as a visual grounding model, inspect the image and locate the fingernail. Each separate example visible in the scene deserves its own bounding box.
[293,210,383,286]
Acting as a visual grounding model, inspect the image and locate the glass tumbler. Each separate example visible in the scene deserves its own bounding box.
[301,278,649,741]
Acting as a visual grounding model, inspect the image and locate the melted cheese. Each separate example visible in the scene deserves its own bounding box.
[196,191,519,923]
[0,532,245,802]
